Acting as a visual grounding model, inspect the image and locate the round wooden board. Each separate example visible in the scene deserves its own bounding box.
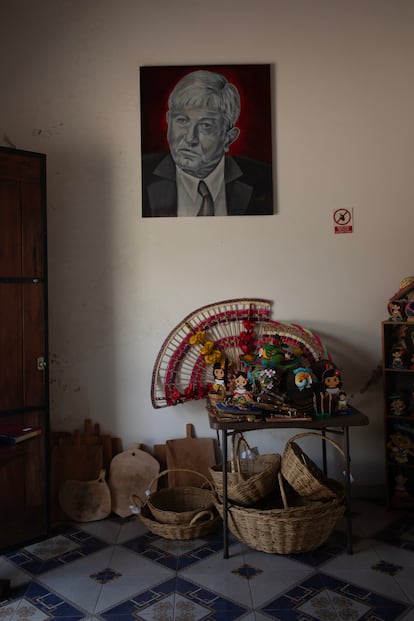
[109,444,160,517]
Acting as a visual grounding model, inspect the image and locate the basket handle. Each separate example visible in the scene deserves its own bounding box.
[277,471,289,510]
[146,468,213,495]
[231,433,253,475]
[287,432,345,459]
[129,493,144,513]
[189,510,215,526]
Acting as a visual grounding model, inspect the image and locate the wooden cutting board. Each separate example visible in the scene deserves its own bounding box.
[49,418,124,522]
[166,423,217,487]
[51,431,104,521]
[153,443,168,488]
[109,444,160,517]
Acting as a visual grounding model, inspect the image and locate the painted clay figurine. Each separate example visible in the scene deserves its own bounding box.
[390,345,406,368]
[322,367,342,395]
[388,300,405,321]
[336,391,350,413]
[293,367,313,391]
[389,395,406,417]
[212,362,227,394]
[392,473,414,509]
[387,432,414,464]
[392,324,408,350]
[232,370,253,406]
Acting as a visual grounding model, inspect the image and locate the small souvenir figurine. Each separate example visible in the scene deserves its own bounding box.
[336,390,350,414]
[232,371,253,406]
[390,345,406,368]
[387,431,414,464]
[284,366,314,413]
[388,394,406,417]
[392,323,408,350]
[293,367,313,391]
[257,342,287,367]
[388,300,406,321]
[212,361,227,394]
[322,367,342,395]
[391,473,414,509]
[242,336,300,370]
[309,360,342,416]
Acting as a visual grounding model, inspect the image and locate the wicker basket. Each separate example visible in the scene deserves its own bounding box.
[144,469,215,525]
[281,432,345,500]
[209,434,281,506]
[139,502,221,540]
[214,472,345,554]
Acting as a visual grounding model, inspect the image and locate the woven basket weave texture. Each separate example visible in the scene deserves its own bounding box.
[209,434,281,506]
[281,432,345,500]
[145,469,215,525]
[139,503,221,540]
[214,472,345,554]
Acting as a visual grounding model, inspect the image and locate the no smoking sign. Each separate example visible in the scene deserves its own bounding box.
[333,208,354,234]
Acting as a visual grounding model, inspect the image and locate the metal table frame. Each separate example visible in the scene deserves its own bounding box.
[208,405,369,558]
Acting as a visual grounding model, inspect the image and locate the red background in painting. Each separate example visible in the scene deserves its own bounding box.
[140,64,273,164]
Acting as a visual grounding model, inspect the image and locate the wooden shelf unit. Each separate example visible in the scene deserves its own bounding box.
[381,320,414,510]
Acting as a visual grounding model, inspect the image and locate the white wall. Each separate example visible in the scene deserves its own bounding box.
[1,0,414,496]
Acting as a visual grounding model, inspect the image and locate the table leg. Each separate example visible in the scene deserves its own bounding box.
[343,426,353,554]
[222,428,229,559]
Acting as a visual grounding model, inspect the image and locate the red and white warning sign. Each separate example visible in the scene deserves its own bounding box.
[333,208,353,234]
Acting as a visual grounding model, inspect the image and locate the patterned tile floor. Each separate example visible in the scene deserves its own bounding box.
[0,499,413,621]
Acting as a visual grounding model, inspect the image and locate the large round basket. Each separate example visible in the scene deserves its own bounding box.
[214,472,345,554]
[209,434,281,506]
[139,503,221,540]
[139,469,215,525]
[281,432,345,500]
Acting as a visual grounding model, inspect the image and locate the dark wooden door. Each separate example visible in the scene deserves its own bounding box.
[0,147,49,549]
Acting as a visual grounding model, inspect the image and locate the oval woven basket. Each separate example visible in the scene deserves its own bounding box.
[281,432,345,500]
[142,469,215,525]
[139,503,221,540]
[209,434,281,506]
[214,472,345,554]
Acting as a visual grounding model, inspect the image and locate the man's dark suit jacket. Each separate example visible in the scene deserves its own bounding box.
[141,153,273,217]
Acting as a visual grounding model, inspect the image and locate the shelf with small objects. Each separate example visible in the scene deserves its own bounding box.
[206,326,351,424]
[383,276,414,511]
[150,297,353,423]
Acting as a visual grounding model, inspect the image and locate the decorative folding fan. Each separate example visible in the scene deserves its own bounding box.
[151,298,331,409]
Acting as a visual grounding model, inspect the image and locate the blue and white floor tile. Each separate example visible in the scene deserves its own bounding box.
[1,501,413,621]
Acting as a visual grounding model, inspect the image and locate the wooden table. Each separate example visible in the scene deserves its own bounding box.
[207,403,369,558]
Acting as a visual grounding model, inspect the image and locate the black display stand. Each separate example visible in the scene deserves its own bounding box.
[207,402,369,558]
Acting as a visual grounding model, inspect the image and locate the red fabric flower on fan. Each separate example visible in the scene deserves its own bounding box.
[184,384,195,399]
[243,321,255,331]
[166,386,183,405]
[239,328,255,354]
[239,331,252,344]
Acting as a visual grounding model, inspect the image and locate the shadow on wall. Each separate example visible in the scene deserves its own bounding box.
[303,323,381,401]
[47,145,119,434]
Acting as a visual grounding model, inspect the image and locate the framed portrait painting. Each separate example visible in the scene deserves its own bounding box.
[140,64,275,218]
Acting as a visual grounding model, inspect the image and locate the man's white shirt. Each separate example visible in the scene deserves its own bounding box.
[176,157,227,217]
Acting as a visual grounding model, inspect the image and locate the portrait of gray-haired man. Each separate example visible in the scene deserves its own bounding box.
[141,69,274,217]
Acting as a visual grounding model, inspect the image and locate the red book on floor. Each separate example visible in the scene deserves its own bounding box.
[0,424,42,445]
